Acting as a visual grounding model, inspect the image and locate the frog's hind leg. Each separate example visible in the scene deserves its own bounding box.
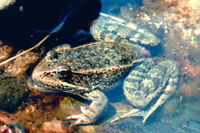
[143,61,180,123]
[142,85,175,123]
[111,83,176,124]
[111,60,180,124]
[110,81,176,124]
[66,89,108,126]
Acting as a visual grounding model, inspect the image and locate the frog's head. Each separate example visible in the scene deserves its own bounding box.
[28,59,89,94]
[29,58,70,91]
[33,58,72,81]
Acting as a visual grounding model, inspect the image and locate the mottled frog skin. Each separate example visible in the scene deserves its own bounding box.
[28,13,179,125]
[29,42,142,93]
[28,42,143,125]
[91,13,160,46]
[111,59,180,123]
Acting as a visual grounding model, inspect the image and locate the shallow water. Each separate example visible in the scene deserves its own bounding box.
[1,0,200,132]
[97,0,200,132]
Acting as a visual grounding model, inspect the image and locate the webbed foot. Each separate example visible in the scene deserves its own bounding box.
[66,90,108,126]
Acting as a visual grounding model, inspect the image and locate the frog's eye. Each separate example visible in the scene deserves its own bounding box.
[58,69,73,81]
[58,70,70,76]
[53,53,59,59]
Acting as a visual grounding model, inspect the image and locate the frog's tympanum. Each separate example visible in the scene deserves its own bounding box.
[28,13,180,125]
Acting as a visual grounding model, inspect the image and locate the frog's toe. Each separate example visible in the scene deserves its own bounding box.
[111,108,142,123]
[111,108,154,124]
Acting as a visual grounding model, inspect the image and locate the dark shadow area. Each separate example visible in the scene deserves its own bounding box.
[0,0,101,51]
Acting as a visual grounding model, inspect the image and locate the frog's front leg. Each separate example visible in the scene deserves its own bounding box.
[66,89,108,126]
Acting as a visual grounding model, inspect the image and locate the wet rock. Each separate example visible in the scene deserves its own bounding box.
[0,76,29,112]
[0,39,42,78]
[0,112,25,133]
[40,119,66,133]
[3,50,41,77]
[0,40,13,62]
[14,94,64,133]
[41,118,76,133]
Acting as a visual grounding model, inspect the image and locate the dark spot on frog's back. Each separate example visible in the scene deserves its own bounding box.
[119,58,131,65]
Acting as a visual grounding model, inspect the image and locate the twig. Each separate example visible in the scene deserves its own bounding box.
[0,0,86,68]
[0,34,50,67]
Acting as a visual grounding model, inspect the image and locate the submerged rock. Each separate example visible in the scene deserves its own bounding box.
[0,112,25,133]
[41,118,76,133]
[0,40,13,62]
[0,76,29,112]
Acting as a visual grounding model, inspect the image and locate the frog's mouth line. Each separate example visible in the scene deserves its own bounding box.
[27,78,87,96]
[27,78,59,93]
[27,78,91,101]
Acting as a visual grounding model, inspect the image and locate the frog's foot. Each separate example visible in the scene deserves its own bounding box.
[143,61,180,123]
[66,90,108,126]
[110,108,154,124]
[142,81,178,123]
[110,108,143,123]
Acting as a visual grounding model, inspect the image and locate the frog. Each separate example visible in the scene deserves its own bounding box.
[111,58,180,123]
[28,42,144,125]
[28,13,179,125]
